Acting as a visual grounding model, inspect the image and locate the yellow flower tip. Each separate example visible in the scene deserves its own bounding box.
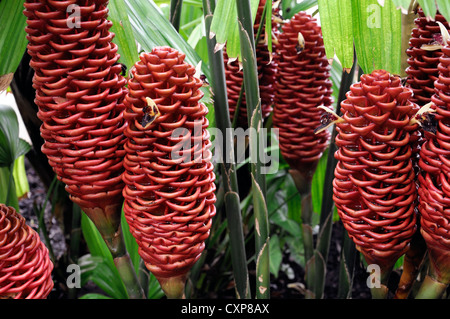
[297,31,305,54]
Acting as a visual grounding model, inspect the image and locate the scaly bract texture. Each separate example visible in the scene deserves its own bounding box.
[273,11,333,173]
[418,44,450,284]
[122,47,216,289]
[23,0,127,220]
[0,204,53,299]
[333,70,418,269]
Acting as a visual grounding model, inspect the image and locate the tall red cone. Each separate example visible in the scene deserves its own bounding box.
[0,204,53,299]
[416,35,450,298]
[23,0,145,299]
[122,47,216,299]
[406,8,450,107]
[397,8,450,299]
[273,11,333,182]
[333,70,419,298]
[23,0,127,246]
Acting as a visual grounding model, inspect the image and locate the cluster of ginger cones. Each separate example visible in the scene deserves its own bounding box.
[2,0,450,300]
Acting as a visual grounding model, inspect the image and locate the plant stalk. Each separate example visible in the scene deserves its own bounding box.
[290,169,315,266]
[416,275,448,299]
[83,205,146,299]
[202,0,251,299]
[337,228,357,299]
[68,203,82,299]
[108,224,146,299]
[369,267,391,299]
[235,0,269,299]
[169,0,183,31]
[394,231,427,299]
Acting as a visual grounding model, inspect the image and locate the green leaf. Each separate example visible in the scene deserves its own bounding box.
[318,0,354,69]
[81,213,115,265]
[210,0,260,60]
[0,0,27,77]
[13,155,29,199]
[436,0,450,22]
[311,149,329,224]
[269,235,282,277]
[282,0,318,20]
[0,104,31,166]
[79,254,128,299]
[120,208,140,273]
[391,0,414,14]
[125,0,209,78]
[264,0,273,57]
[255,239,270,298]
[416,0,437,19]
[108,0,139,75]
[0,166,18,210]
[79,293,113,299]
[285,174,301,224]
[124,0,212,105]
[352,0,402,75]
[305,250,326,299]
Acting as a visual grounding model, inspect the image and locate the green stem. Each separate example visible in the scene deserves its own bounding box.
[84,205,146,299]
[289,169,314,264]
[68,203,82,299]
[169,0,183,31]
[416,275,448,299]
[108,224,146,299]
[202,0,251,299]
[231,2,267,130]
[337,229,357,299]
[369,266,392,299]
[138,258,149,298]
[394,231,427,299]
[235,0,269,299]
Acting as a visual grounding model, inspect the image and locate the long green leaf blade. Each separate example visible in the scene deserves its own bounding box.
[0,0,27,77]
[210,0,259,60]
[318,0,354,70]
[352,0,402,75]
[417,0,437,19]
[109,0,139,74]
[436,0,450,22]
[124,0,209,79]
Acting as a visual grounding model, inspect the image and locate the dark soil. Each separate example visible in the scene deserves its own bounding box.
[18,158,385,300]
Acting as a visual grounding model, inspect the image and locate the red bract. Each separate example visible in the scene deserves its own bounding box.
[418,44,450,287]
[273,11,333,174]
[333,70,418,272]
[122,47,216,298]
[23,0,127,228]
[224,0,276,127]
[0,204,53,299]
[406,8,450,106]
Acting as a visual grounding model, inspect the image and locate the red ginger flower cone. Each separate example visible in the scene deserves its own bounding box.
[122,46,216,298]
[273,11,333,180]
[333,70,419,298]
[393,7,450,299]
[406,8,450,107]
[416,42,450,297]
[224,0,276,127]
[23,0,127,234]
[0,204,53,299]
